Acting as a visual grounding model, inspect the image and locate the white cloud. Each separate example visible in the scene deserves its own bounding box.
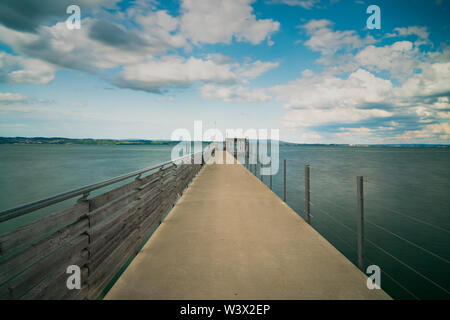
[390,26,429,41]
[114,55,278,93]
[237,60,279,79]
[272,68,393,110]
[0,91,27,104]
[300,19,376,55]
[267,0,338,10]
[0,53,56,84]
[432,97,450,109]
[0,21,145,73]
[300,21,431,80]
[355,41,420,79]
[134,10,190,51]
[395,62,450,98]
[394,122,450,140]
[278,18,450,143]
[180,0,279,45]
[0,0,121,32]
[114,56,237,92]
[271,67,398,129]
[281,108,392,127]
[0,1,280,91]
[268,0,321,9]
[200,84,271,103]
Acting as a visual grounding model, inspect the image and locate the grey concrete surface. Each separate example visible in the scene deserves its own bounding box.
[105,151,391,300]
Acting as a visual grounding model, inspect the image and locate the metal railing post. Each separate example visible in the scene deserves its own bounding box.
[357,176,365,271]
[283,159,287,202]
[305,165,311,224]
[270,159,272,190]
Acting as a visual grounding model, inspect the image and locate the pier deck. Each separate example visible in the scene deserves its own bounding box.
[105,151,390,300]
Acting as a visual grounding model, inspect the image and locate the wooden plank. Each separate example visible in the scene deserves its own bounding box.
[81,165,186,299]
[88,196,161,268]
[21,256,89,300]
[136,179,161,199]
[87,187,161,243]
[178,170,192,183]
[61,284,89,300]
[140,168,165,184]
[0,217,89,285]
[139,203,166,238]
[87,203,162,300]
[87,164,200,299]
[88,166,167,212]
[89,179,141,211]
[89,207,144,270]
[0,234,89,299]
[86,198,169,299]
[86,229,140,299]
[88,190,139,227]
[89,178,161,229]
[87,202,140,244]
[0,202,89,256]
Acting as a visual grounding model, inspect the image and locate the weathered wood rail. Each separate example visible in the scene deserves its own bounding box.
[0,146,214,300]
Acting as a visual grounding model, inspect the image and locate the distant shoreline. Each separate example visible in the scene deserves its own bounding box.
[0,137,448,148]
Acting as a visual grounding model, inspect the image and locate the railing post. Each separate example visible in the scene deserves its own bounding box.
[270,159,272,190]
[259,163,262,181]
[357,176,365,271]
[305,165,311,224]
[283,159,287,202]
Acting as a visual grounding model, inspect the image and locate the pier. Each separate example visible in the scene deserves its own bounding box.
[0,146,390,300]
[106,151,389,300]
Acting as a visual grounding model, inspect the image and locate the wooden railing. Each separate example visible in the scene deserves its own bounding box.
[0,146,214,300]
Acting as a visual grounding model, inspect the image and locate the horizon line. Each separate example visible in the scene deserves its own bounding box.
[0,136,449,147]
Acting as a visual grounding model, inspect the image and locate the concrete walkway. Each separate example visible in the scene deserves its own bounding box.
[105,151,390,300]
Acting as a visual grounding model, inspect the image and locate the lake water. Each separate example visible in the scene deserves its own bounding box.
[0,144,449,299]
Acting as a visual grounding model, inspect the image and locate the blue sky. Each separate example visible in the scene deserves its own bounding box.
[0,0,449,143]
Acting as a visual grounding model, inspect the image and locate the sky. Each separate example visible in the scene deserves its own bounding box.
[0,0,449,144]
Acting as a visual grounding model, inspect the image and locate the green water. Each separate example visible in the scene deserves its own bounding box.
[0,144,449,299]
[0,144,175,234]
[260,145,450,300]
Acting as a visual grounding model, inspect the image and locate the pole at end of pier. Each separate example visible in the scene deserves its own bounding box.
[283,159,287,202]
[305,165,311,224]
[357,176,365,271]
[270,159,273,190]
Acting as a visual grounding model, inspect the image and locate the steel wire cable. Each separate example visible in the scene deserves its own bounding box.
[365,219,450,265]
[309,193,450,295]
[364,178,450,204]
[365,238,450,296]
[366,257,420,300]
[365,201,450,235]
[310,193,450,264]
[328,230,356,253]
[310,202,357,234]
[310,181,449,235]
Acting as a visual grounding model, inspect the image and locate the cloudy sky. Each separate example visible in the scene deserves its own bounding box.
[0,0,449,143]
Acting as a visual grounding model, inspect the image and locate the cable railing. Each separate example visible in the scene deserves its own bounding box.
[243,153,450,300]
[311,193,450,298]
[364,178,450,205]
[366,199,450,235]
